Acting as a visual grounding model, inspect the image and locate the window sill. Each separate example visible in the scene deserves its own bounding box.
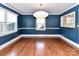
[0,30,17,37]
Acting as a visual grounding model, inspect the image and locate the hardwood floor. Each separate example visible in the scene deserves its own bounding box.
[0,37,79,56]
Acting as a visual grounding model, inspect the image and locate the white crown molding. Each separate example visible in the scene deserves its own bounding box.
[1,3,78,15]
[21,12,61,15]
[59,3,78,14]
[2,3,22,14]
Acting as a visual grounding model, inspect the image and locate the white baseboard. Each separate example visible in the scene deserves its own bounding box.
[59,35,79,48]
[20,34,61,38]
[0,35,21,50]
[21,34,79,48]
[0,34,79,50]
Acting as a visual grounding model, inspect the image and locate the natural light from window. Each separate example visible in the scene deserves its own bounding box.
[33,11,48,30]
[0,7,18,36]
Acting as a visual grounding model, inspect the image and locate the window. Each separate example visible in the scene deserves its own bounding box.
[36,19,46,30]
[61,11,75,28]
[0,23,1,33]
[0,8,5,35]
[6,11,17,33]
[0,8,18,36]
[33,11,48,31]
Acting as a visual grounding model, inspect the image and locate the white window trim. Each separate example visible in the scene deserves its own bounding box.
[5,10,18,34]
[61,11,76,28]
[36,19,46,31]
[36,23,46,31]
[0,7,18,37]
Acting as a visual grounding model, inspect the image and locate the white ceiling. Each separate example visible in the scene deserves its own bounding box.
[3,3,78,15]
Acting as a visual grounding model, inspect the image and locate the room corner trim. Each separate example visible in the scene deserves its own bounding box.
[0,34,79,50]
[0,35,21,50]
[59,35,79,48]
[21,34,79,48]
[2,3,22,14]
[59,4,78,14]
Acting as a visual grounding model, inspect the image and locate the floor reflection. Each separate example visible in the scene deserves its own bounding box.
[36,39,45,55]
[36,42,45,49]
[8,51,16,56]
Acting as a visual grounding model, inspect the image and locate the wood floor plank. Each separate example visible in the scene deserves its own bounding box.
[0,38,79,56]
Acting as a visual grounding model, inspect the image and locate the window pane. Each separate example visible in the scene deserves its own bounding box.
[0,22,2,34]
[36,19,45,23]
[0,22,6,35]
[0,8,5,35]
[0,8,17,36]
[37,23,45,29]
[7,23,15,31]
[6,11,17,32]
[36,19,46,30]
[7,12,17,23]
[0,9,5,22]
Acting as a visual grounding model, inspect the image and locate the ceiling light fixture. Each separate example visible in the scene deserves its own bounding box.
[33,11,48,19]
[40,4,43,6]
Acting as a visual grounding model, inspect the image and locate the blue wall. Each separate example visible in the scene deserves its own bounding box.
[0,3,79,46]
[18,15,61,34]
[60,5,79,43]
[0,4,20,45]
[0,32,19,45]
